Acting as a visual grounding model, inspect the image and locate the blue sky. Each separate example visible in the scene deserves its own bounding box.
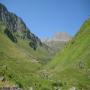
[0,0,90,38]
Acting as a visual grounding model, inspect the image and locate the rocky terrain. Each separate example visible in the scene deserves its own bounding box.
[0,3,42,50]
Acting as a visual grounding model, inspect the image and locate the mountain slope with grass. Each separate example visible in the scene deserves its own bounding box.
[0,3,52,89]
[0,23,43,89]
[45,18,90,90]
[0,3,53,64]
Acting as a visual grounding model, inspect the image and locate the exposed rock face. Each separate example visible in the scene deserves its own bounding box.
[0,3,42,50]
[43,32,71,43]
[43,32,71,47]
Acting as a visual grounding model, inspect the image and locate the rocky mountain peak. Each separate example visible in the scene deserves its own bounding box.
[43,32,71,43]
[52,32,71,42]
[0,3,42,50]
[0,3,7,11]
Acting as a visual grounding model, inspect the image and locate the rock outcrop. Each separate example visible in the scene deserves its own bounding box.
[0,3,42,50]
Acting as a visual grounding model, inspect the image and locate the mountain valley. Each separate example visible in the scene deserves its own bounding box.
[0,3,90,90]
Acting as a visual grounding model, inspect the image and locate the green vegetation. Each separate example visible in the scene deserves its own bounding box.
[0,23,40,88]
[0,23,52,89]
[46,18,90,90]
[0,13,90,90]
[0,22,59,90]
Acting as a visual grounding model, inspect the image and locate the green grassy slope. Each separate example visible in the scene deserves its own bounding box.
[0,24,42,89]
[0,18,90,90]
[0,23,55,90]
[45,18,90,90]
[17,39,51,64]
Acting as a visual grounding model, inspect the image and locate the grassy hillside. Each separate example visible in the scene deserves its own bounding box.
[17,39,52,64]
[0,23,57,90]
[0,17,90,90]
[0,23,51,89]
[45,18,90,90]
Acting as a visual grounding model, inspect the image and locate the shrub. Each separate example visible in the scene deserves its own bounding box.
[52,81,63,87]
[29,41,37,50]
[16,81,23,88]
[4,28,17,43]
